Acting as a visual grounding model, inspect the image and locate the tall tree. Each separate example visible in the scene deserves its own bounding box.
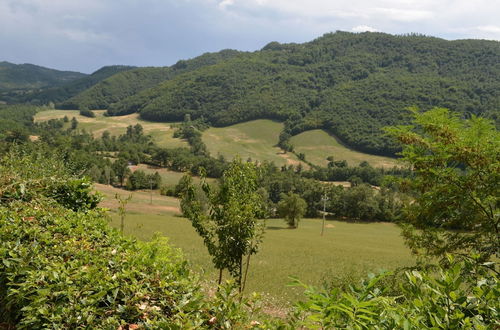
[278,192,307,228]
[181,159,265,291]
[385,108,499,262]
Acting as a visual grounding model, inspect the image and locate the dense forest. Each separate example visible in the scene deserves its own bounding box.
[0,61,85,91]
[59,49,242,110]
[106,32,500,155]
[2,65,136,105]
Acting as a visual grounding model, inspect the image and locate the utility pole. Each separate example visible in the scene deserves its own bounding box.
[321,189,329,236]
[149,177,153,205]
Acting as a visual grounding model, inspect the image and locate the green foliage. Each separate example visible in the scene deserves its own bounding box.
[126,170,162,190]
[277,192,307,228]
[107,32,499,155]
[79,108,95,117]
[291,256,499,329]
[182,158,265,290]
[59,49,241,111]
[0,61,85,92]
[0,104,37,143]
[385,108,500,261]
[0,201,205,328]
[0,149,100,211]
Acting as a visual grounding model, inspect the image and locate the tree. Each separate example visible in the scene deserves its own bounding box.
[112,158,131,187]
[181,158,265,292]
[278,192,307,228]
[70,117,78,129]
[385,108,499,261]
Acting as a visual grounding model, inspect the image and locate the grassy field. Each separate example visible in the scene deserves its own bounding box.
[36,111,398,168]
[202,120,307,167]
[291,129,398,168]
[34,109,187,149]
[130,164,217,187]
[96,184,414,306]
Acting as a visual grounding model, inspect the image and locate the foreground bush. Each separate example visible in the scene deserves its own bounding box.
[290,256,499,329]
[0,149,266,329]
[0,200,207,328]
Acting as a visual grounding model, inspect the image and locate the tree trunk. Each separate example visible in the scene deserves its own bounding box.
[241,254,251,293]
[217,268,223,289]
[238,258,243,293]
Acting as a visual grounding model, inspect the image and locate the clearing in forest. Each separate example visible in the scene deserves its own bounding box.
[34,109,187,149]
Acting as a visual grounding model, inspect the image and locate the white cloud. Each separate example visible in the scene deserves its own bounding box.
[1,0,499,72]
[373,7,434,22]
[352,25,379,33]
[475,25,500,34]
[218,0,234,9]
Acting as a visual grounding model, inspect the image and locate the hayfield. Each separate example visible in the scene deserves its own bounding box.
[96,184,414,305]
[202,120,306,167]
[291,129,398,168]
[36,111,398,168]
[34,109,187,148]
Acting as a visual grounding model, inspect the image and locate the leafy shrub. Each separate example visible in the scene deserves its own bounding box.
[0,201,204,328]
[79,108,95,117]
[291,256,499,329]
[0,149,100,211]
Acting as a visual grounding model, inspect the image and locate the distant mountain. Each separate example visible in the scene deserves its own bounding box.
[0,61,86,91]
[106,32,500,155]
[8,65,136,105]
[58,49,241,110]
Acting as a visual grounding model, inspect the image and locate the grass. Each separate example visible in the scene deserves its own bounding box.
[96,184,414,305]
[291,129,398,168]
[130,164,217,187]
[36,111,398,168]
[34,109,187,149]
[202,120,306,167]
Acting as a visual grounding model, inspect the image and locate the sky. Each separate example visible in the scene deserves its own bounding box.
[1,0,499,73]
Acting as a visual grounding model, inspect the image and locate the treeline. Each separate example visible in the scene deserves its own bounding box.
[0,104,38,142]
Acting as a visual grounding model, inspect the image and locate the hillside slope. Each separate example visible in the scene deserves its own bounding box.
[11,65,136,105]
[0,61,85,91]
[60,49,242,110]
[109,32,500,155]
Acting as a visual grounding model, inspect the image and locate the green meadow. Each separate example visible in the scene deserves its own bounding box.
[97,184,414,305]
[291,129,398,168]
[36,111,398,168]
[201,119,305,167]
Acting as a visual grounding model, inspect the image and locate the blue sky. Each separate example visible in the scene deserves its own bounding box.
[1,0,499,73]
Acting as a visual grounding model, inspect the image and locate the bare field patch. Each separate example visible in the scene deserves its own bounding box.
[35,109,187,148]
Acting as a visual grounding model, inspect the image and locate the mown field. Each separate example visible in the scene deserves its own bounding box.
[131,164,216,187]
[201,119,305,167]
[202,120,398,168]
[36,110,398,168]
[95,184,414,306]
[34,109,187,148]
[291,129,398,168]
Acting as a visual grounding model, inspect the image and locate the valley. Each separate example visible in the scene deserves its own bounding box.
[95,183,414,304]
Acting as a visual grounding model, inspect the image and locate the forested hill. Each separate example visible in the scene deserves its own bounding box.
[5,65,136,105]
[59,49,242,110]
[0,61,86,91]
[107,32,500,155]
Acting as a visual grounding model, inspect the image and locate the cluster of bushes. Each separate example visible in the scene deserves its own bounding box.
[0,150,268,329]
[79,108,95,117]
